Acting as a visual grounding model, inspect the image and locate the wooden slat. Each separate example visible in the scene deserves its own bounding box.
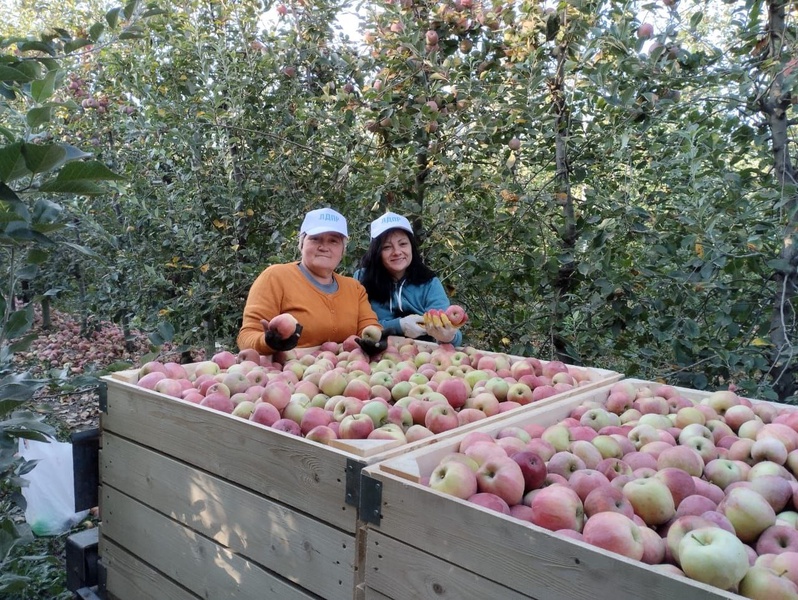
[329,437,405,457]
[101,487,318,600]
[101,433,357,600]
[364,529,532,599]
[101,379,358,532]
[100,537,199,600]
[365,473,737,599]
[363,587,394,600]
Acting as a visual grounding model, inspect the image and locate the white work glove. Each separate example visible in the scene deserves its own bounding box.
[399,315,426,338]
[424,312,457,344]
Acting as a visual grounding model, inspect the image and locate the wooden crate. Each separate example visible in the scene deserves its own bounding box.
[358,380,771,600]
[97,349,620,600]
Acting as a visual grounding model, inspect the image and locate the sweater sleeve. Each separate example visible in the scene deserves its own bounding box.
[237,266,285,355]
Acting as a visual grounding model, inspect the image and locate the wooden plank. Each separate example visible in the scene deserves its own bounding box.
[364,472,736,600]
[101,433,357,600]
[100,537,199,600]
[363,587,394,600]
[101,378,358,532]
[364,529,532,600]
[100,486,318,600]
[329,437,405,457]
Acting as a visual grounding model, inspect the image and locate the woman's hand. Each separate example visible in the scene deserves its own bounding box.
[399,315,426,338]
[424,312,457,344]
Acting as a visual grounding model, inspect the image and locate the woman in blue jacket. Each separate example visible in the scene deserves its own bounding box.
[355,212,463,346]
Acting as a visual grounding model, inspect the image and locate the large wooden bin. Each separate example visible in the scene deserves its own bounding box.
[357,380,778,600]
[96,347,620,600]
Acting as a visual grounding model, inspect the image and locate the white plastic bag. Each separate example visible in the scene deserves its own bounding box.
[18,437,90,536]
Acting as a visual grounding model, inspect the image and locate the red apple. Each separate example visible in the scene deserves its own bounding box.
[530,484,585,532]
[583,512,644,560]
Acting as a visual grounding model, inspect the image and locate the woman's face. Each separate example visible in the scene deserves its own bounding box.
[301,232,345,279]
[380,230,412,280]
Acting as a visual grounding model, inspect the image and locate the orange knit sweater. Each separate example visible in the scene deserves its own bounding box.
[237,262,380,355]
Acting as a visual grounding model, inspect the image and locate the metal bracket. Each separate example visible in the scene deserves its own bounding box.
[97,381,108,413]
[345,458,365,506]
[72,428,100,512]
[358,472,382,525]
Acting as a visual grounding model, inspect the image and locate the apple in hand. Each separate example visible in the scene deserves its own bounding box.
[269,313,299,338]
[361,325,382,342]
[445,304,468,326]
[678,527,750,590]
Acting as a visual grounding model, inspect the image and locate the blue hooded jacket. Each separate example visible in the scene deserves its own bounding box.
[354,269,463,346]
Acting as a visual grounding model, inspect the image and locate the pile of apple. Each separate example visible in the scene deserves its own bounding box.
[426,381,798,599]
[132,338,602,446]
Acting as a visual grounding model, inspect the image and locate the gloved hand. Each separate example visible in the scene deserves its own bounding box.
[262,319,303,352]
[356,337,388,357]
[399,315,426,338]
[424,311,457,344]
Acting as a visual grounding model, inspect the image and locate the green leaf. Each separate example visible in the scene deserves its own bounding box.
[16,264,39,280]
[0,142,29,182]
[89,23,105,42]
[124,0,140,20]
[37,179,107,195]
[0,126,14,143]
[0,65,33,83]
[64,39,93,54]
[30,69,59,102]
[16,41,56,56]
[141,7,168,17]
[20,143,66,174]
[157,321,175,341]
[26,106,52,128]
[26,247,49,264]
[13,61,42,80]
[0,182,22,203]
[61,241,101,258]
[106,7,121,28]
[49,160,126,182]
[119,26,146,40]
[8,333,37,354]
[2,306,34,339]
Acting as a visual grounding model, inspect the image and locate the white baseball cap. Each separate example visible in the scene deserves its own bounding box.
[370,212,413,239]
[301,208,348,237]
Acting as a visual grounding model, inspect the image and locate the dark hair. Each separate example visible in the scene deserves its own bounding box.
[358,229,436,304]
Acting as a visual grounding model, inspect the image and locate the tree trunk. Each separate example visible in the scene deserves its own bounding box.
[551,32,579,364]
[763,1,798,400]
[41,296,51,330]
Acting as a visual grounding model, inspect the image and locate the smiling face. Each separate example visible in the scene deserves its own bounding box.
[301,232,345,282]
[380,230,413,280]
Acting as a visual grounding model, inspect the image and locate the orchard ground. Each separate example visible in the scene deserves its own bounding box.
[5,307,205,599]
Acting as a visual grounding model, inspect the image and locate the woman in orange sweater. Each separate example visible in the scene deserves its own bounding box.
[237,208,382,355]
